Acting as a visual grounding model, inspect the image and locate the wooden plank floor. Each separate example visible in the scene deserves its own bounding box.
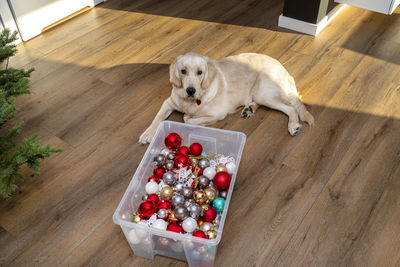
[1,0,400,266]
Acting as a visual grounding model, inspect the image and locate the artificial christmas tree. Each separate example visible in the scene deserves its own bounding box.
[0,29,62,198]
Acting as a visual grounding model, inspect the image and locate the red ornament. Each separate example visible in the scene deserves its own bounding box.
[213,171,231,191]
[189,143,203,156]
[157,199,173,210]
[174,154,191,168]
[148,175,160,183]
[138,200,157,219]
[153,166,166,179]
[203,206,217,222]
[165,133,182,151]
[167,223,184,233]
[192,230,208,239]
[147,193,159,204]
[178,146,190,156]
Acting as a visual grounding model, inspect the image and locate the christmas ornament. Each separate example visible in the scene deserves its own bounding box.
[188,203,201,215]
[226,162,236,175]
[193,190,207,205]
[131,212,141,223]
[198,176,210,188]
[203,167,216,180]
[165,161,174,170]
[138,200,157,219]
[189,143,203,156]
[161,148,171,156]
[198,218,204,227]
[157,237,169,248]
[167,223,184,233]
[147,214,157,227]
[182,187,193,199]
[200,222,213,232]
[178,146,190,156]
[172,194,185,206]
[145,181,159,194]
[157,199,173,210]
[174,182,184,193]
[166,151,176,161]
[213,171,231,191]
[212,197,225,213]
[182,217,197,233]
[165,133,182,150]
[203,206,217,222]
[142,194,148,201]
[170,241,184,252]
[204,188,217,202]
[157,209,169,219]
[206,229,217,240]
[154,154,166,166]
[219,190,227,199]
[198,158,210,169]
[167,210,179,223]
[215,164,228,173]
[197,245,207,253]
[192,230,208,239]
[174,154,191,168]
[147,193,159,203]
[128,229,141,244]
[160,186,174,200]
[135,221,148,238]
[148,175,160,183]
[153,166,166,179]
[191,158,199,167]
[163,171,176,185]
[152,219,168,230]
[174,206,189,220]
[200,203,209,216]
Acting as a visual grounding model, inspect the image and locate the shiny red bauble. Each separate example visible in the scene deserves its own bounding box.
[174,154,191,168]
[153,166,166,179]
[178,146,190,156]
[138,200,157,219]
[167,223,184,233]
[192,230,208,239]
[147,193,159,204]
[165,133,182,151]
[148,175,160,183]
[157,199,174,210]
[189,143,203,156]
[213,171,231,191]
[203,206,217,222]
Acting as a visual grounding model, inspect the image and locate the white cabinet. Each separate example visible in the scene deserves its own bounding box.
[335,0,400,14]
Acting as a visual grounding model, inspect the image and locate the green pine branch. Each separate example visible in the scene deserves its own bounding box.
[0,29,62,198]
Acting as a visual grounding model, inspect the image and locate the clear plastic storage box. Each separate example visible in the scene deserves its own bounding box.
[113,121,246,266]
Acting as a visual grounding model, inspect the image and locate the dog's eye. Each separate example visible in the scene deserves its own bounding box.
[197,70,202,75]
[181,69,186,75]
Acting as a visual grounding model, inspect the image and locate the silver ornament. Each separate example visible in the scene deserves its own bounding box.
[157,209,168,219]
[174,183,184,193]
[200,222,213,232]
[190,212,200,220]
[219,190,227,199]
[174,206,189,220]
[198,158,210,169]
[197,245,208,253]
[166,152,175,161]
[188,203,201,215]
[154,154,166,165]
[161,148,171,156]
[182,187,193,199]
[142,194,148,201]
[198,176,210,188]
[163,172,176,185]
[165,161,174,170]
[172,194,185,206]
[185,199,194,207]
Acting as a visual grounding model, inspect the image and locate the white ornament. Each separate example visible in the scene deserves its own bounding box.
[203,167,216,180]
[182,217,197,233]
[152,219,168,230]
[135,221,148,239]
[161,148,171,156]
[226,162,236,175]
[128,229,141,244]
[145,181,159,194]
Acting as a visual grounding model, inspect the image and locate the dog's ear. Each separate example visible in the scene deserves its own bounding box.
[201,57,216,89]
[169,56,182,88]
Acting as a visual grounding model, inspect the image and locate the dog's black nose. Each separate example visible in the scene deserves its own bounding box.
[186,87,196,96]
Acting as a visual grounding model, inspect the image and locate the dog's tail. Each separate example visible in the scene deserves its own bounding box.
[287,76,314,126]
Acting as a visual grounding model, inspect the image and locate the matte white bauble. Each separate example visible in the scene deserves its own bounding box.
[145,181,159,194]
[203,167,216,180]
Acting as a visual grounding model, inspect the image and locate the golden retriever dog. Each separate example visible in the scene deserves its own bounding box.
[139,52,314,144]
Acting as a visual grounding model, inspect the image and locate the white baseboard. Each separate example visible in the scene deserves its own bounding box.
[278,4,346,36]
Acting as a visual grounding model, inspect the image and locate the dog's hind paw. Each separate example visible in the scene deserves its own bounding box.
[241,106,255,118]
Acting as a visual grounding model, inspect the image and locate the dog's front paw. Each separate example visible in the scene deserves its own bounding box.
[139,128,155,144]
[241,106,255,118]
[288,122,302,136]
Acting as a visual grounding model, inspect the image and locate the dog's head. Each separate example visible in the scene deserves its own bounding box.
[169,52,216,101]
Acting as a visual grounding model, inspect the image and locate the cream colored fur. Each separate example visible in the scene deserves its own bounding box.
[139,52,314,144]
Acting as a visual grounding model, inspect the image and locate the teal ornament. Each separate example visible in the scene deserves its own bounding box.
[212,197,225,213]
